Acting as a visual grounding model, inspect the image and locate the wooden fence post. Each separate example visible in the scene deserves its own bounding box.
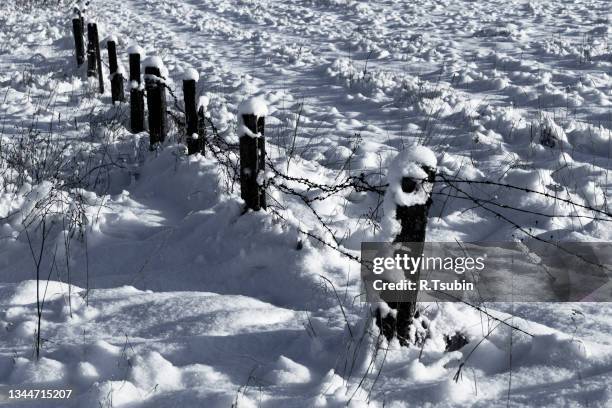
[86,23,104,94]
[375,148,437,346]
[182,69,204,155]
[94,26,104,94]
[197,106,206,149]
[238,97,268,211]
[86,23,97,78]
[144,57,167,149]
[128,46,145,133]
[107,38,124,103]
[71,16,85,66]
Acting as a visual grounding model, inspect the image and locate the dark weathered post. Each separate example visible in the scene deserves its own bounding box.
[144,57,167,149]
[107,38,124,103]
[128,46,145,133]
[94,26,104,94]
[238,97,268,211]
[86,23,97,78]
[182,69,203,155]
[86,23,104,93]
[375,147,437,346]
[71,15,85,66]
[197,106,206,150]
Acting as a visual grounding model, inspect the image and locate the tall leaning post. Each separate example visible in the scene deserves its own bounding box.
[128,46,145,133]
[238,97,268,211]
[143,57,168,149]
[107,37,124,103]
[71,11,85,66]
[375,147,437,346]
[182,69,204,155]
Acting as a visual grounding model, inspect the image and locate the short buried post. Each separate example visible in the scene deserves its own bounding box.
[182,69,204,155]
[71,13,85,66]
[376,146,437,346]
[107,37,124,103]
[239,97,268,211]
[128,46,145,133]
[144,57,167,149]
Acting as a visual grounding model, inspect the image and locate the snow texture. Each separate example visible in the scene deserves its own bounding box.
[0,0,611,407]
[105,34,118,45]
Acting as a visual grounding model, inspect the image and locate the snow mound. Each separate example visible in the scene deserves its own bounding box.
[86,380,142,407]
[265,355,312,384]
[528,333,589,367]
[6,280,82,306]
[9,357,67,386]
[130,351,183,391]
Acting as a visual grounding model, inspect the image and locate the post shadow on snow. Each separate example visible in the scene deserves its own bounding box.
[258,64,440,157]
[6,31,86,88]
[1,206,344,313]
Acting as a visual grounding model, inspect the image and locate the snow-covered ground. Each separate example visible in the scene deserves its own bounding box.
[1,0,612,406]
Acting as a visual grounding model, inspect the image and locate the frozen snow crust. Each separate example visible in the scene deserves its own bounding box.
[0,0,612,407]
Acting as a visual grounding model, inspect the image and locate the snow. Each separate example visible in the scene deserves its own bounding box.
[105,34,118,45]
[182,68,199,81]
[197,95,210,112]
[379,146,437,241]
[237,96,269,137]
[115,63,126,76]
[237,96,268,138]
[385,146,437,209]
[265,355,312,384]
[127,44,145,55]
[0,0,611,406]
[142,56,168,78]
[238,95,269,117]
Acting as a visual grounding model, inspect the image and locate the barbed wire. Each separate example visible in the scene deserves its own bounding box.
[160,82,612,270]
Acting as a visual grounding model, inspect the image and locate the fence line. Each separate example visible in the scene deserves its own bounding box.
[62,7,612,347]
[66,11,612,274]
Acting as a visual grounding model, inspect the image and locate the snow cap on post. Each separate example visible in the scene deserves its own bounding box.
[381,145,437,241]
[127,44,145,56]
[386,146,436,207]
[238,96,268,118]
[142,56,168,78]
[238,96,268,138]
[182,68,199,82]
[105,34,118,46]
